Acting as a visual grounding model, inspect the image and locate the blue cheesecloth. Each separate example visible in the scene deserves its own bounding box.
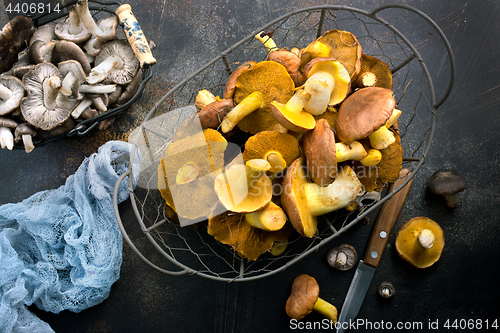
[0,140,141,332]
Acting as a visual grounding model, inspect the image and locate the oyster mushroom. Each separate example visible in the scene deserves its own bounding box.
[0,117,19,150]
[116,68,143,106]
[54,7,91,43]
[28,24,58,64]
[426,169,467,208]
[0,16,36,73]
[242,130,301,174]
[0,76,24,116]
[14,122,37,153]
[286,274,338,323]
[281,157,363,237]
[395,217,445,268]
[58,60,86,97]
[51,40,92,75]
[20,63,78,131]
[87,40,139,85]
[326,244,358,271]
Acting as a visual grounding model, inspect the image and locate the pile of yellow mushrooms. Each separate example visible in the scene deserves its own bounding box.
[158,29,403,261]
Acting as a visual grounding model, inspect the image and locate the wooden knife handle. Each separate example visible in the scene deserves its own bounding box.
[363,168,413,268]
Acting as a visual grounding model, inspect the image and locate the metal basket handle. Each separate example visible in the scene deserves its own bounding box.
[113,170,190,276]
[369,3,456,109]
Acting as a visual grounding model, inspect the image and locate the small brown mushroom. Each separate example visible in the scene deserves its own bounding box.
[223,61,256,99]
[378,282,395,298]
[427,169,467,208]
[51,40,92,75]
[14,122,37,153]
[0,16,36,73]
[286,274,337,323]
[197,98,234,129]
[352,54,393,90]
[326,244,358,271]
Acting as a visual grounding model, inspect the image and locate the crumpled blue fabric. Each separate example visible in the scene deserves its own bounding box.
[0,140,140,333]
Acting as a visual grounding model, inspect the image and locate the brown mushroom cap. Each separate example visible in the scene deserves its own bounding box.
[93,40,140,85]
[268,49,305,86]
[0,16,36,73]
[395,217,445,268]
[116,68,143,106]
[335,87,395,144]
[51,40,92,75]
[427,169,467,196]
[233,61,295,133]
[286,274,320,320]
[223,61,257,99]
[352,54,393,90]
[196,98,234,129]
[302,119,337,186]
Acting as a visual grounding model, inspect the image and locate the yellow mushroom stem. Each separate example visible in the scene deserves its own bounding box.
[303,71,335,115]
[360,148,383,167]
[385,108,402,128]
[244,201,286,231]
[285,87,312,114]
[221,91,266,133]
[265,151,287,173]
[336,141,367,162]
[356,72,377,88]
[313,297,338,323]
[302,40,331,59]
[254,31,278,52]
[272,122,289,133]
[270,239,288,256]
[195,89,217,109]
[369,125,396,150]
[417,228,436,249]
[175,162,200,184]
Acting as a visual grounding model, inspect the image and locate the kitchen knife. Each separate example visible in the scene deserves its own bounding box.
[336,168,413,333]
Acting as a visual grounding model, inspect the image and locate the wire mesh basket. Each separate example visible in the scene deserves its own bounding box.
[113,4,454,281]
[10,0,153,149]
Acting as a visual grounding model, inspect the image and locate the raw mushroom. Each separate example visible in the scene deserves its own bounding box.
[0,16,36,73]
[378,282,395,299]
[14,122,37,153]
[195,89,216,109]
[58,60,86,97]
[352,54,393,90]
[20,63,78,131]
[197,98,234,129]
[326,244,358,271]
[214,158,273,213]
[241,130,301,174]
[270,89,316,133]
[54,7,91,43]
[72,81,117,100]
[0,76,25,116]
[0,117,19,150]
[244,201,287,231]
[28,24,58,64]
[426,169,467,208]
[395,217,445,268]
[116,68,143,106]
[11,51,35,78]
[220,91,266,133]
[286,274,338,323]
[281,157,363,237]
[51,40,92,75]
[223,61,256,99]
[335,87,397,150]
[87,40,139,85]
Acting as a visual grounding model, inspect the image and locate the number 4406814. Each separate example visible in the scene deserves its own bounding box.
[6,3,61,14]
[444,319,498,330]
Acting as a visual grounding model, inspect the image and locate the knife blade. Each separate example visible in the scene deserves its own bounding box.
[337,168,413,333]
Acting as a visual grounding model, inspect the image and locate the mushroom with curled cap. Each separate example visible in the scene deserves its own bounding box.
[87,40,140,85]
[54,6,91,44]
[426,169,467,208]
[0,16,36,73]
[300,29,362,80]
[207,207,293,261]
[242,131,301,174]
[75,0,118,56]
[51,40,92,75]
[14,122,37,153]
[0,117,19,150]
[335,86,398,150]
[28,24,58,65]
[158,128,228,222]
[226,60,295,134]
[395,217,445,268]
[0,76,24,116]
[58,60,86,97]
[213,158,273,214]
[302,119,368,187]
[222,61,257,100]
[286,274,338,323]
[281,157,363,238]
[326,244,358,271]
[20,63,78,131]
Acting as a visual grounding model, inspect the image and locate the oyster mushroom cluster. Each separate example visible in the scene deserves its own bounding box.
[0,0,142,153]
[158,29,404,260]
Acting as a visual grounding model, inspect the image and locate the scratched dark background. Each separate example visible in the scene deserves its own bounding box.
[0,0,499,332]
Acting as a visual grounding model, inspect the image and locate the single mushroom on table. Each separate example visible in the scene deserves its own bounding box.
[54,6,92,44]
[86,40,140,85]
[242,130,301,174]
[326,244,358,271]
[378,282,395,299]
[281,157,363,238]
[14,122,37,153]
[426,169,467,208]
[20,63,78,131]
[0,16,36,73]
[0,75,24,116]
[286,274,338,324]
[335,86,398,150]
[395,217,445,268]
[0,117,19,150]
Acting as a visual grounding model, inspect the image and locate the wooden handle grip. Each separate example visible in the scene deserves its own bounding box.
[362,168,414,267]
[115,4,157,68]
